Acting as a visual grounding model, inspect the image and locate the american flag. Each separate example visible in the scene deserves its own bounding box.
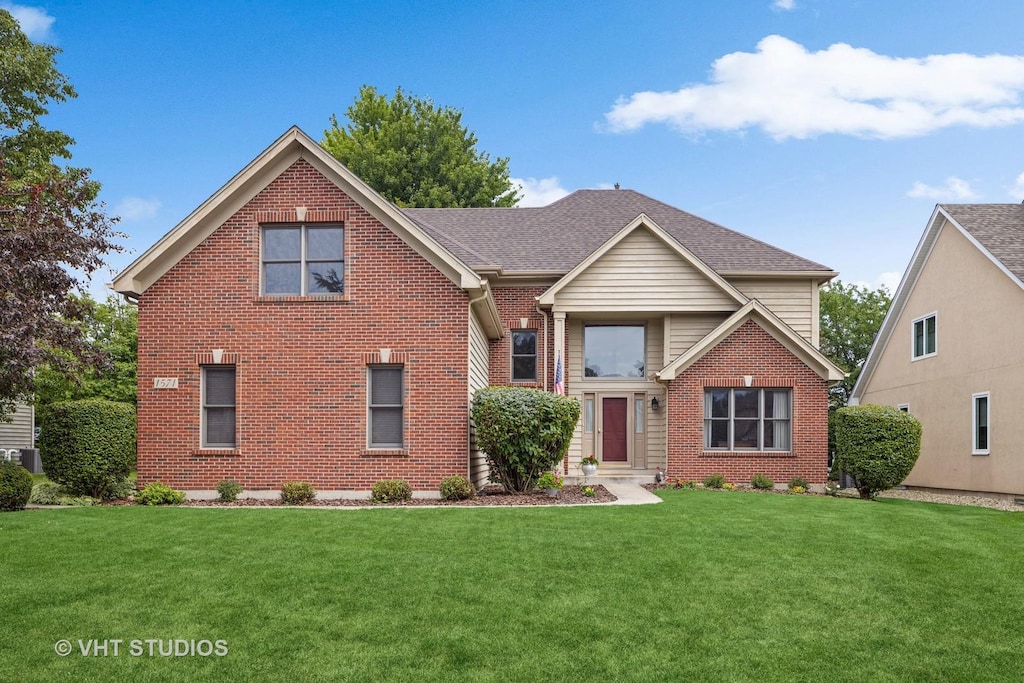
[553,352,564,395]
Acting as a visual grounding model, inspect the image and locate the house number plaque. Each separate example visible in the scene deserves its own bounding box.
[153,378,179,389]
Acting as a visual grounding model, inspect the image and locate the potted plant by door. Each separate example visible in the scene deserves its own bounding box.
[581,454,598,477]
[537,472,564,497]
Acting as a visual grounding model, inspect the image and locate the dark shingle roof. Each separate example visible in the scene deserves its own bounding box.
[403,189,831,274]
[940,204,1024,282]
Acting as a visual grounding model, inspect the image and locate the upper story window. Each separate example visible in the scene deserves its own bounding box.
[262,224,344,295]
[584,325,645,378]
[511,330,537,382]
[912,312,936,359]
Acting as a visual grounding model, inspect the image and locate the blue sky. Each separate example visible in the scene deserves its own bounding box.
[9,0,1024,296]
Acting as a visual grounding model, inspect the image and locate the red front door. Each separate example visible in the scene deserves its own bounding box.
[602,397,628,462]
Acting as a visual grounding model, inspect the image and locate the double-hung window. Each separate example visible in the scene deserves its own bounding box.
[262,224,344,295]
[511,330,537,382]
[972,392,990,455]
[912,313,937,359]
[704,388,791,451]
[369,366,404,449]
[202,366,236,448]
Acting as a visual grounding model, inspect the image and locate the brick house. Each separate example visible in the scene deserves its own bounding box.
[112,127,843,491]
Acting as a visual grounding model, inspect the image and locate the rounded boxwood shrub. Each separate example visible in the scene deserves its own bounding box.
[280,481,316,505]
[39,399,136,498]
[217,479,243,502]
[834,404,922,499]
[135,482,184,506]
[750,473,775,490]
[439,475,475,501]
[0,461,33,511]
[471,387,580,493]
[371,479,412,504]
[702,473,727,489]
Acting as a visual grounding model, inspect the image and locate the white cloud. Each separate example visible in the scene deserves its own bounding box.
[906,177,979,200]
[851,271,903,294]
[512,177,570,207]
[1,3,55,41]
[1008,172,1024,200]
[114,196,162,221]
[772,0,796,11]
[605,35,1024,140]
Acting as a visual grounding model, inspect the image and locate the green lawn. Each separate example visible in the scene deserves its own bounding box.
[2,491,1022,682]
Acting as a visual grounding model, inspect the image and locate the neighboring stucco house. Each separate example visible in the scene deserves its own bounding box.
[852,204,1024,497]
[112,127,843,492]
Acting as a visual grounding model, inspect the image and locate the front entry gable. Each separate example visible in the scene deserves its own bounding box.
[537,214,747,312]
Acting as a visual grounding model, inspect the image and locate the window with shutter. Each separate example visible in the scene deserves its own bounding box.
[202,366,236,448]
[369,366,404,448]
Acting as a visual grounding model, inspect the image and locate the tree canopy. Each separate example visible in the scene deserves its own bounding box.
[322,85,519,208]
[819,280,892,408]
[0,10,122,419]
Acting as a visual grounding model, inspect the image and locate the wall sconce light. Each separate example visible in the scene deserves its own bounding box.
[650,397,661,411]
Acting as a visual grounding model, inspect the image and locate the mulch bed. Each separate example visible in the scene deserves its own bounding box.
[176,484,616,507]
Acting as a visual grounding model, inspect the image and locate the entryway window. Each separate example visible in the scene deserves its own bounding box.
[202,366,236,448]
[972,392,989,455]
[262,224,345,295]
[369,366,404,448]
[511,330,537,381]
[704,388,791,451]
[584,325,645,378]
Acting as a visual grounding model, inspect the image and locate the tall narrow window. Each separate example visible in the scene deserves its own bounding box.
[973,392,990,455]
[511,330,537,381]
[369,366,404,448]
[703,388,791,451]
[912,313,937,359]
[202,366,236,448]
[262,224,344,295]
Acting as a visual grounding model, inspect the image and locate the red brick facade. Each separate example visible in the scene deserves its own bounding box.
[136,159,471,490]
[666,320,830,484]
[488,286,554,389]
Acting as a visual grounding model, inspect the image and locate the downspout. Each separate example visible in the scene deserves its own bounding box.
[535,299,548,392]
[467,283,492,483]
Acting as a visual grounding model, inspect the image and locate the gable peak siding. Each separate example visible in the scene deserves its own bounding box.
[136,159,471,490]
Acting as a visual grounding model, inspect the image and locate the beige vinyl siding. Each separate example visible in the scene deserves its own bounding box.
[556,228,738,312]
[666,313,730,363]
[0,401,34,449]
[566,317,666,470]
[732,278,815,342]
[468,311,490,487]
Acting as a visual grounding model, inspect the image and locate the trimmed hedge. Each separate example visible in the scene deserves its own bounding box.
[439,475,475,501]
[471,387,580,493]
[0,461,33,511]
[39,399,136,498]
[371,479,412,504]
[834,404,922,499]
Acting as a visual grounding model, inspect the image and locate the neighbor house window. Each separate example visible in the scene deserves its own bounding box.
[262,224,344,295]
[202,366,236,448]
[972,392,989,455]
[897,404,910,413]
[704,388,791,451]
[511,330,537,381]
[912,312,937,359]
[369,366,404,448]
[584,325,645,378]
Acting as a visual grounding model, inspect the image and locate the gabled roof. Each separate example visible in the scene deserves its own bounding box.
[404,189,835,277]
[658,299,845,382]
[537,213,748,307]
[851,203,1024,401]
[110,126,503,338]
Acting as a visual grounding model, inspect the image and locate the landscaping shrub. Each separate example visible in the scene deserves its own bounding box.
[834,404,922,500]
[672,478,697,490]
[471,387,580,493]
[371,479,412,504]
[751,473,775,490]
[29,481,96,506]
[135,482,184,506]
[280,481,316,505]
[439,475,475,501]
[0,461,33,511]
[39,399,136,498]
[106,477,137,501]
[702,473,727,489]
[217,479,243,502]
[788,476,810,491]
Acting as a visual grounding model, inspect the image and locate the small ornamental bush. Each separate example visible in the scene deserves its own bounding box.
[722,482,736,490]
[790,485,807,494]
[582,485,596,497]
[702,473,727,489]
[751,473,775,490]
[280,481,316,505]
[472,387,580,493]
[135,482,184,506]
[39,399,136,498]
[217,479,243,502]
[371,479,412,504]
[29,482,96,506]
[439,475,475,501]
[834,405,922,499]
[536,472,564,490]
[0,461,33,511]
[788,476,810,491]
[673,478,697,490]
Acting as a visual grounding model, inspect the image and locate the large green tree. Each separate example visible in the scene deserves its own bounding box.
[322,85,519,208]
[819,280,892,408]
[0,10,122,419]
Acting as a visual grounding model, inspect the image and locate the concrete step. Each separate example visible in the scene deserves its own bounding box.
[564,472,658,486]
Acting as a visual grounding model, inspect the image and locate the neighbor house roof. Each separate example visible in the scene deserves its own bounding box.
[404,190,835,276]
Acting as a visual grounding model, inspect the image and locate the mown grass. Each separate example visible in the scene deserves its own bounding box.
[1,490,1022,682]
